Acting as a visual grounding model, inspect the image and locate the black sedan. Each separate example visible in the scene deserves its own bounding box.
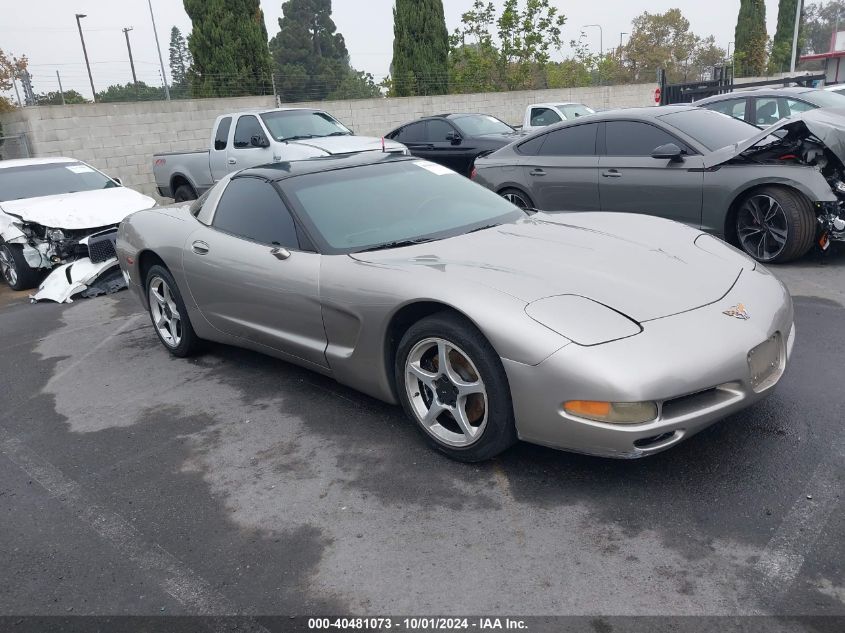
[385,113,522,177]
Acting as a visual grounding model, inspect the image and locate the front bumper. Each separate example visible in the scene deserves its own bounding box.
[504,266,794,458]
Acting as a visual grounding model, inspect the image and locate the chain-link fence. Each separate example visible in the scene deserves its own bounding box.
[0,134,30,160]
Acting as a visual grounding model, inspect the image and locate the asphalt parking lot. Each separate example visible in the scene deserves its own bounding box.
[0,244,843,622]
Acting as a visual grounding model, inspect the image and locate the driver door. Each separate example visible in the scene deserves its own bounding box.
[225,114,273,174]
[182,176,328,368]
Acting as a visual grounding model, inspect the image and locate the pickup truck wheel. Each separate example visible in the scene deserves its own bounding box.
[173,184,197,202]
[0,243,41,291]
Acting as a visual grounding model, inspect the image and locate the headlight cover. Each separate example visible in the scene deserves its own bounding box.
[525,294,641,346]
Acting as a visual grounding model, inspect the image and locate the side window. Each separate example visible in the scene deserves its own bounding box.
[537,123,598,156]
[530,107,562,127]
[394,122,426,143]
[212,178,299,248]
[785,99,816,115]
[426,119,455,142]
[233,115,268,149]
[754,98,783,126]
[605,121,684,156]
[517,134,547,155]
[705,98,747,122]
[214,117,232,151]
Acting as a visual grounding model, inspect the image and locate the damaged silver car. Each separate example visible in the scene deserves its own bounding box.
[0,157,155,301]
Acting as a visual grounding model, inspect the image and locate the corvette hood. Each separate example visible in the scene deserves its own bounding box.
[351,212,746,323]
[290,135,406,155]
[1,187,155,230]
[704,107,845,168]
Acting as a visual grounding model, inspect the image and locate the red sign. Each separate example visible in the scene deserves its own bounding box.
[654,87,662,104]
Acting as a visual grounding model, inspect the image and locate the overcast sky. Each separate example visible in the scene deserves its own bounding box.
[2,0,786,101]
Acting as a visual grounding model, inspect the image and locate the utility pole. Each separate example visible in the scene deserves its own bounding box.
[790,0,803,73]
[123,27,138,86]
[620,32,628,51]
[147,0,171,100]
[75,13,97,102]
[56,70,66,105]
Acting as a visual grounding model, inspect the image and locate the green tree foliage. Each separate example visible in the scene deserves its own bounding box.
[0,49,27,111]
[169,26,192,98]
[497,0,565,89]
[35,90,88,105]
[770,0,803,73]
[734,0,768,76]
[96,81,166,103]
[391,0,449,96]
[623,9,701,82]
[269,0,377,102]
[803,1,845,55]
[183,0,274,98]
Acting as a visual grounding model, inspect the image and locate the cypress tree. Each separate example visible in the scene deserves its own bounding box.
[183,0,274,98]
[734,0,768,76]
[391,0,449,96]
[770,0,803,73]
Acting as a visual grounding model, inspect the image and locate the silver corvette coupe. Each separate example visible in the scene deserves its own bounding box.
[117,153,794,462]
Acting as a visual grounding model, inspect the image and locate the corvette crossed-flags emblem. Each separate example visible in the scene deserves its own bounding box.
[723,303,750,320]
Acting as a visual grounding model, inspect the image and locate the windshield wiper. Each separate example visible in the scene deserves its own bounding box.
[355,237,436,253]
[279,134,317,142]
[324,131,352,136]
[466,223,503,234]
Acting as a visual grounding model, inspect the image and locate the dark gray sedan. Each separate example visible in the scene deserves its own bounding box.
[473,106,845,263]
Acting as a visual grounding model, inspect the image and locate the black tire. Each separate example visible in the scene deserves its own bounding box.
[0,242,41,291]
[735,186,816,263]
[173,184,197,202]
[395,312,518,462]
[499,187,534,210]
[145,264,202,357]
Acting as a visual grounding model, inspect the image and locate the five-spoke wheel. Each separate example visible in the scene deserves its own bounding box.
[145,264,201,357]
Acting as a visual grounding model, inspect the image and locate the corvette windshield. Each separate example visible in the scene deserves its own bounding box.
[0,162,117,202]
[284,160,524,254]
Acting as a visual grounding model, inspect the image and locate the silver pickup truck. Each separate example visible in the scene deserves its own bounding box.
[153,107,406,201]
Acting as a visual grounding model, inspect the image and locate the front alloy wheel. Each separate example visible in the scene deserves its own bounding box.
[404,337,489,448]
[737,194,789,262]
[148,275,183,348]
[0,245,18,287]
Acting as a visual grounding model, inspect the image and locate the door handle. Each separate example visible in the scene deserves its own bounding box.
[270,247,291,261]
[227,158,237,165]
[602,169,622,178]
[191,240,209,255]
[529,168,546,176]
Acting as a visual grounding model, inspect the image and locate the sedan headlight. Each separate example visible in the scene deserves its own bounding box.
[563,400,658,424]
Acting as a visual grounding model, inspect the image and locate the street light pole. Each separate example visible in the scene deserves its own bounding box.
[619,32,628,51]
[147,0,171,100]
[789,0,803,73]
[583,24,603,57]
[122,27,138,87]
[75,13,96,102]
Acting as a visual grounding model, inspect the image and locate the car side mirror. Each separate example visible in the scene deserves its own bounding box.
[112,177,123,186]
[651,143,684,162]
[251,135,270,148]
[446,131,462,145]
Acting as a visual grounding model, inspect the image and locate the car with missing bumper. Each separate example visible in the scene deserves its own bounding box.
[473,106,845,263]
[117,153,794,461]
[0,157,155,301]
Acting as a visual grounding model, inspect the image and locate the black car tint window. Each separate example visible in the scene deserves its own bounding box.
[426,119,455,142]
[233,115,267,149]
[396,122,426,143]
[214,117,232,150]
[213,178,299,248]
[604,121,680,156]
[537,123,598,156]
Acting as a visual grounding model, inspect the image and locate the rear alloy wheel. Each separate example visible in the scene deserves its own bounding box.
[736,187,816,263]
[396,312,517,462]
[499,188,533,210]
[0,243,40,291]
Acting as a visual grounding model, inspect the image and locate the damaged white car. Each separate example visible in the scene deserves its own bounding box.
[0,157,155,302]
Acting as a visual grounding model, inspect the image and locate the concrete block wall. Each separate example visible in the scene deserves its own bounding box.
[0,83,656,200]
